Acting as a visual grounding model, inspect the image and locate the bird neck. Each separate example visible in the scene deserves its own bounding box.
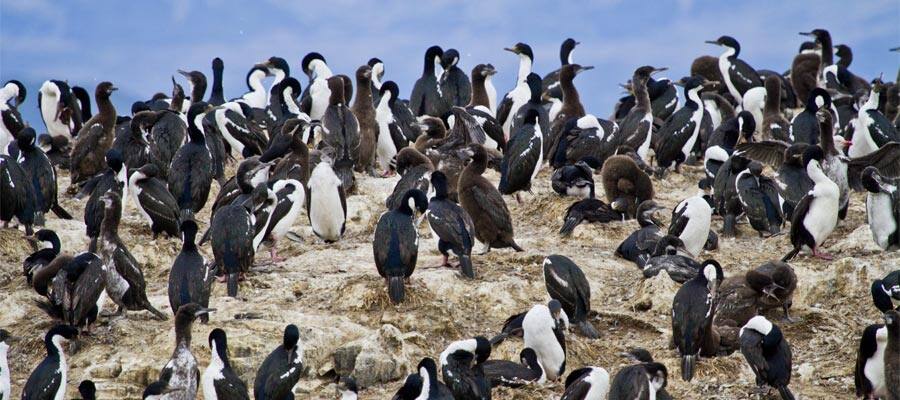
[763,79,781,114]
[517,55,532,83]
[470,76,490,109]
[100,204,122,237]
[633,77,651,112]
[353,76,373,109]
[96,94,117,128]
[190,82,206,106]
[211,68,224,102]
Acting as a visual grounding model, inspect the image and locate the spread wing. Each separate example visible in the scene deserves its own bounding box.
[735,140,791,168]
[848,142,900,179]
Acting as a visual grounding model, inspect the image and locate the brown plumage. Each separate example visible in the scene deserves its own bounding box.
[271,120,311,188]
[600,155,654,217]
[393,147,434,175]
[790,51,822,111]
[745,261,797,320]
[691,56,723,86]
[69,82,117,189]
[763,76,791,141]
[351,65,377,174]
[469,64,497,110]
[548,64,589,159]
[713,276,760,353]
[458,144,522,253]
[415,116,446,153]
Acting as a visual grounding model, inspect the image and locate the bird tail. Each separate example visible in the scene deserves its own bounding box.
[681,355,696,381]
[34,211,46,226]
[51,203,73,219]
[227,273,239,298]
[458,255,475,279]
[777,386,795,400]
[577,321,600,339]
[142,298,168,320]
[510,241,524,252]
[559,216,580,236]
[781,248,799,262]
[388,276,405,304]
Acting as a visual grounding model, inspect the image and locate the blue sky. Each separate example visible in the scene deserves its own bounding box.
[2,0,898,128]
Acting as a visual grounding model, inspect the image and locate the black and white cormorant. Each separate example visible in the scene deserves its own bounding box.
[394,357,453,400]
[735,161,785,237]
[481,348,545,388]
[210,190,257,297]
[782,145,839,261]
[82,148,127,250]
[260,178,305,262]
[440,48,472,107]
[33,251,105,332]
[307,159,347,243]
[705,36,762,104]
[854,322,889,399]
[559,183,625,237]
[871,271,900,313]
[409,45,448,118]
[668,194,713,258]
[212,102,269,158]
[374,188,428,304]
[861,166,900,251]
[523,299,568,381]
[542,38,579,100]
[368,57,385,106]
[375,81,407,174]
[426,171,476,278]
[201,328,250,400]
[608,349,670,400]
[672,259,724,381]
[337,376,358,400]
[641,235,701,283]
[13,127,72,224]
[0,148,36,234]
[23,228,61,283]
[551,157,600,199]
[254,324,304,400]
[499,109,543,200]
[38,80,81,150]
[208,57,225,106]
[300,52,334,121]
[543,255,598,338]
[703,111,755,186]
[850,80,900,158]
[739,316,795,400]
[21,325,78,400]
[0,80,26,155]
[439,336,492,400]
[129,163,180,238]
[239,64,271,110]
[168,219,213,322]
[619,66,668,162]
[321,75,360,192]
[154,303,214,400]
[655,77,716,176]
[559,366,610,400]
[168,102,214,218]
[98,191,167,319]
[615,200,666,268]
[498,42,535,139]
[789,88,831,145]
[458,144,522,253]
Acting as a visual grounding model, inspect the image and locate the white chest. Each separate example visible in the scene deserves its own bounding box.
[867,192,897,249]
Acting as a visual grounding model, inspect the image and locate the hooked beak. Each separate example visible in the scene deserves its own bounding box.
[177,69,191,79]
[484,67,497,77]
[762,284,784,300]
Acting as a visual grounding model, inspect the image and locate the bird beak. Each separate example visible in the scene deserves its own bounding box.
[578,65,595,73]
[652,67,668,75]
[798,32,814,37]
[177,69,191,78]
[484,67,497,76]
[195,307,216,317]
[503,47,518,54]
[109,86,119,92]
[575,41,581,45]
[704,40,720,45]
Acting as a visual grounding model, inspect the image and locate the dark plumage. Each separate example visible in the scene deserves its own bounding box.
[21,325,78,400]
[481,348,544,388]
[168,102,214,217]
[499,108,544,197]
[440,337,492,400]
[82,149,127,251]
[543,255,598,338]
[202,328,250,400]
[12,127,71,224]
[559,193,625,236]
[601,154,654,217]
[655,77,714,176]
[871,270,900,313]
[616,200,666,268]
[23,229,61,284]
[440,48,472,107]
[254,324,304,400]
[129,163,180,238]
[374,189,428,304]
[740,316,795,400]
[410,45,449,118]
[69,82,118,188]
[745,261,797,321]
[789,88,830,145]
[551,156,600,199]
[642,235,701,283]
[458,144,523,253]
[210,189,257,297]
[0,151,36,235]
[427,171,476,278]
[352,65,378,174]
[672,259,724,381]
[154,303,213,400]
[168,220,213,322]
[321,75,359,192]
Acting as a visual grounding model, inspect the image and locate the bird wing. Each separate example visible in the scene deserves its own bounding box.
[215,370,251,400]
[789,193,814,246]
[22,358,62,399]
[735,140,791,168]
[427,201,474,254]
[668,202,689,238]
[740,330,769,384]
[497,95,514,126]
[866,110,900,147]
[848,142,900,179]
[138,179,180,230]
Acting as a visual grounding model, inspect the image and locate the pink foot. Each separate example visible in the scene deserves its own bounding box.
[813,248,833,261]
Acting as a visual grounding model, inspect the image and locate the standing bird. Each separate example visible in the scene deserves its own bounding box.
[98,191,167,319]
[789,41,822,110]
[78,380,97,400]
[762,76,790,142]
[782,146,839,261]
[469,64,498,116]
[168,102,214,218]
[307,160,347,243]
[619,66,667,162]
[850,80,900,158]
[374,189,428,304]
[668,195,713,258]
[21,325,78,400]
[524,300,568,381]
[38,80,81,155]
[69,82,118,188]
[321,76,359,192]
[672,260,724,381]
[458,144,523,253]
[82,149,127,250]
[543,255,598,338]
[542,38,579,99]
[855,323,889,399]
[439,337,492,400]
[740,316,795,400]
[655,77,715,176]
[736,161,785,237]
[300,52,334,121]
[202,328,250,400]
[210,193,256,298]
[789,88,831,145]
[254,324,304,400]
[154,303,214,400]
[559,366,610,400]
[705,36,762,104]
[440,48,472,107]
[208,57,225,106]
[498,42,535,139]
[375,82,405,174]
[547,64,592,156]
[884,310,900,400]
[0,150,36,234]
[261,179,305,262]
[114,110,159,172]
[35,251,105,332]
[499,109,543,201]
[351,65,378,174]
[168,220,213,322]
[409,45,448,118]
[395,357,453,400]
[129,164,180,238]
[13,127,72,223]
[426,171,476,278]
[0,80,26,155]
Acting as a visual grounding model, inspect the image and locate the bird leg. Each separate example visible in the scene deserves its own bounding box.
[380,169,395,178]
[812,247,833,261]
[269,241,285,263]
[515,192,523,204]
[781,303,797,323]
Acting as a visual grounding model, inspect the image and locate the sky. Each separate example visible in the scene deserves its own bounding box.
[2,0,898,129]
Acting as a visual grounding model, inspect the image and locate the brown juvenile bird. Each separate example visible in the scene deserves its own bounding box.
[600,154,654,218]
[458,144,522,253]
[69,82,117,190]
[351,65,377,175]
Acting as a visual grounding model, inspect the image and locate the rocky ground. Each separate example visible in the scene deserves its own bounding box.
[0,162,896,399]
